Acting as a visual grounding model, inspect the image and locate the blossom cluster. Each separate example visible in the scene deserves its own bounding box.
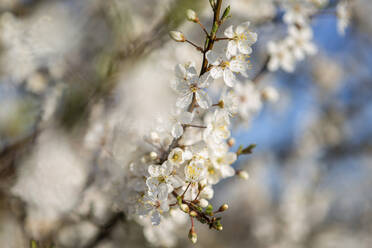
[118,3,271,244]
[267,0,351,73]
[115,0,350,245]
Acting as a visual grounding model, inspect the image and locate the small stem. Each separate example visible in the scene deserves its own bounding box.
[190,215,195,228]
[184,124,207,129]
[182,182,192,198]
[193,188,202,201]
[200,0,223,76]
[197,20,210,37]
[215,37,231,41]
[185,40,204,52]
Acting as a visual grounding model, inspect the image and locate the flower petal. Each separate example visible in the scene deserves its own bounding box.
[224,25,234,38]
[206,50,220,65]
[238,40,253,55]
[223,69,236,87]
[195,90,212,109]
[236,21,250,34]
[198,71,213,88]
[171,122,184,138]
[210,67,223,79]
[151,211,161,225]
[227,40,238,56]
[176,93,193,109]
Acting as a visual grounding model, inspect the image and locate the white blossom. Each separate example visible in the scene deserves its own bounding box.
[224,22,258,57]
[203,110,231,144]
[336,1,351,35]
[146,161,183,194]
[287,26,317,60]
[267,40,295,72]
[138,184,170,225]
[184,158,207,182]
[168,147,192,167]
[234,82,262,121]
[206,50,249,87]
[169,108,193,138]
[171,63,213,109]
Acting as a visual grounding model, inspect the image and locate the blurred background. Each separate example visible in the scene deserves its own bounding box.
[0,0,372,247]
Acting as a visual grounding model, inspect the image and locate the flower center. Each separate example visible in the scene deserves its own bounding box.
[190,85,198,93]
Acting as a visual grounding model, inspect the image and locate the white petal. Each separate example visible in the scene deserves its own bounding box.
[168,175,184,189]
[171,122,184,138]
[223,69,236,87]
[247,31,258,44]
[224,25,234,38]
[210,67,223,79]
[227,40,238,56]
[236,21,250,34]
[195,90,212,109]
[176,93,193,109]
[267,41,278,54]
[222,165,235,177]
[186,64,198,75]
[175,64,186,79]
[304,42,317,55]
[225,152,237,164]
[229,58,247,73]
[146,177,159,192]
[161,161,173,176]
[206,50,220,65]
[151,211,161,225]
[161,201,170,212]
[268,57,279,71]
[157,184,169,200]
[198,71,213,88]
[238,40,252,55]
[293,47,305,61]
[148,165,161,177]
[171,80,190,95]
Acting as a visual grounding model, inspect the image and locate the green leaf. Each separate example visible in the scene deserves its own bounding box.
[237,144,256,156]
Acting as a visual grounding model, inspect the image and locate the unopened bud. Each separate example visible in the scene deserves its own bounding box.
[169,31,185,42]
[237,170,249,180]
[218,204,229,212]
[186,9,199,23]
[188,229,197,244]
[199,199,209,208]
[180,204,190,213]
[217,225,223,231]
[227,138,235,147]
[189,210,198,217]
[261,86,279,102]
[149,151,158,160]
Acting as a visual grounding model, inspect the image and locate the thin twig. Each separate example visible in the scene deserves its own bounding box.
[185,39,204,52]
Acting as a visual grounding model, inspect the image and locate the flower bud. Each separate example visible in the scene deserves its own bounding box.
[186,9,199,23]
[188,228,197,244]
[227,138,235,147]
[218,203,229,212]
[169,31,185,42]
[189,210,198,217]
[237,170,249,180]
[199,198,209,208]
[261,86,279,102]
[180,203,190,213]
[149,151,158,160]
[216,225,223,231]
